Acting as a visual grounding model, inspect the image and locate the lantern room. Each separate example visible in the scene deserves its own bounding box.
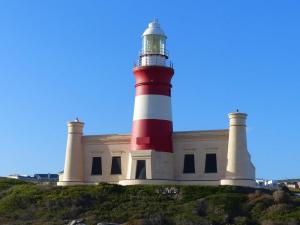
[138,20,169,67]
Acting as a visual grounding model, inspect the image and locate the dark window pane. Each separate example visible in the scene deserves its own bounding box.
[183,154,195,173]
[91,157,102,175]
[205,154,217,173]
[135,160,146,179]
[111,156,122,175]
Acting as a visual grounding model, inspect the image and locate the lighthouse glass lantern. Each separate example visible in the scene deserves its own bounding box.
[139,20,168,67]
[142,35,166,55]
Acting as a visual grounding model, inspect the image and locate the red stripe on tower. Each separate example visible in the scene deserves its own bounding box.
[131,20,174,153]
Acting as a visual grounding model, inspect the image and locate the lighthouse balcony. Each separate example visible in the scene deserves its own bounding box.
[135,56,173,68]
[139,49,169,58]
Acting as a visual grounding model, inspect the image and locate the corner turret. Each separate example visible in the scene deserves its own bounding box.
[57,119,85,186]
[221,112,256,187]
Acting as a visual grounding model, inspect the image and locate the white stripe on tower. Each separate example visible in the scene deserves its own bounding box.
[133,95,172,121]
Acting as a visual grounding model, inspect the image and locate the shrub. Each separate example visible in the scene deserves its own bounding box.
[261,220,281,225]
[248,192,274,219]
[286,218,300,225]
[195,198,206,216]
[173,214,212,225]
[248,193,273,206]
[273,190,290,204]
[200,193,248,224]
[233,216,253,225]
[266,203,293,215]
[261,219,300,225]
[1,179,300,225]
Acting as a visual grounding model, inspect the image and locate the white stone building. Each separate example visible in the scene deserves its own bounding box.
[57,21,255,187]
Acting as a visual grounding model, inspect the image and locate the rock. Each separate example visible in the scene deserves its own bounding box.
[97,223,121,225]
[68,218,86,225]
[122,219,150,225]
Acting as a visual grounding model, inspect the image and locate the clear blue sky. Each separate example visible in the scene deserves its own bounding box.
[0,0,299,179]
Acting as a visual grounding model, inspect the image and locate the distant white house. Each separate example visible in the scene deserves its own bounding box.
[256,179,278,188]
[283,181,300,189]
[7,174,58,182]
[7,174,36,182]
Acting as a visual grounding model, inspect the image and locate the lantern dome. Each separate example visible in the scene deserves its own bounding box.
[142,20,166,37]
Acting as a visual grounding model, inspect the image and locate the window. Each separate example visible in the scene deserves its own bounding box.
[205,154,217,173]
[183,154,195,173]
[111,156,122,175]
[91,157,102,175]
[135,160,146,179]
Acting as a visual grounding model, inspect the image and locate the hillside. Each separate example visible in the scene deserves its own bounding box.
[0,178,300,225]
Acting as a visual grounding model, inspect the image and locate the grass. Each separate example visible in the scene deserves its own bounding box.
[0,178,300,225]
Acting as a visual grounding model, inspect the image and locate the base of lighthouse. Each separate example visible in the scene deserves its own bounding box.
[58,123,255,187]
[220,179,256,187]
[119,150,174,185]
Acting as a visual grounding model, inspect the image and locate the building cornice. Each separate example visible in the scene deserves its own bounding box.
[173,129,229,142]
[82,134,131,145]
[82,129,229,145]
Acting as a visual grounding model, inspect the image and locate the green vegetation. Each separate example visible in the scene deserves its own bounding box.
[289,188,300,194]
[0,178,300,225]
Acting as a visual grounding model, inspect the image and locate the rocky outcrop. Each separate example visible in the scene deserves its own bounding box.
[97,223,121,225]
[68,219,86,225]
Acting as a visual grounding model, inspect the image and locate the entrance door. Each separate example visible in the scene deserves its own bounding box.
[135,160,146,179]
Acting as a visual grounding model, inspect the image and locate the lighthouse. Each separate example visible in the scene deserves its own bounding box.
[131,20,174,153]
[122,20,176,184]
[58,20,256,187]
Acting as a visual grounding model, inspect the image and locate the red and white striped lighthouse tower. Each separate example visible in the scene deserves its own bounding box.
[131,20,174,153]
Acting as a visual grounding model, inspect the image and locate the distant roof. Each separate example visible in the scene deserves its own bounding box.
[34,174,58,179]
